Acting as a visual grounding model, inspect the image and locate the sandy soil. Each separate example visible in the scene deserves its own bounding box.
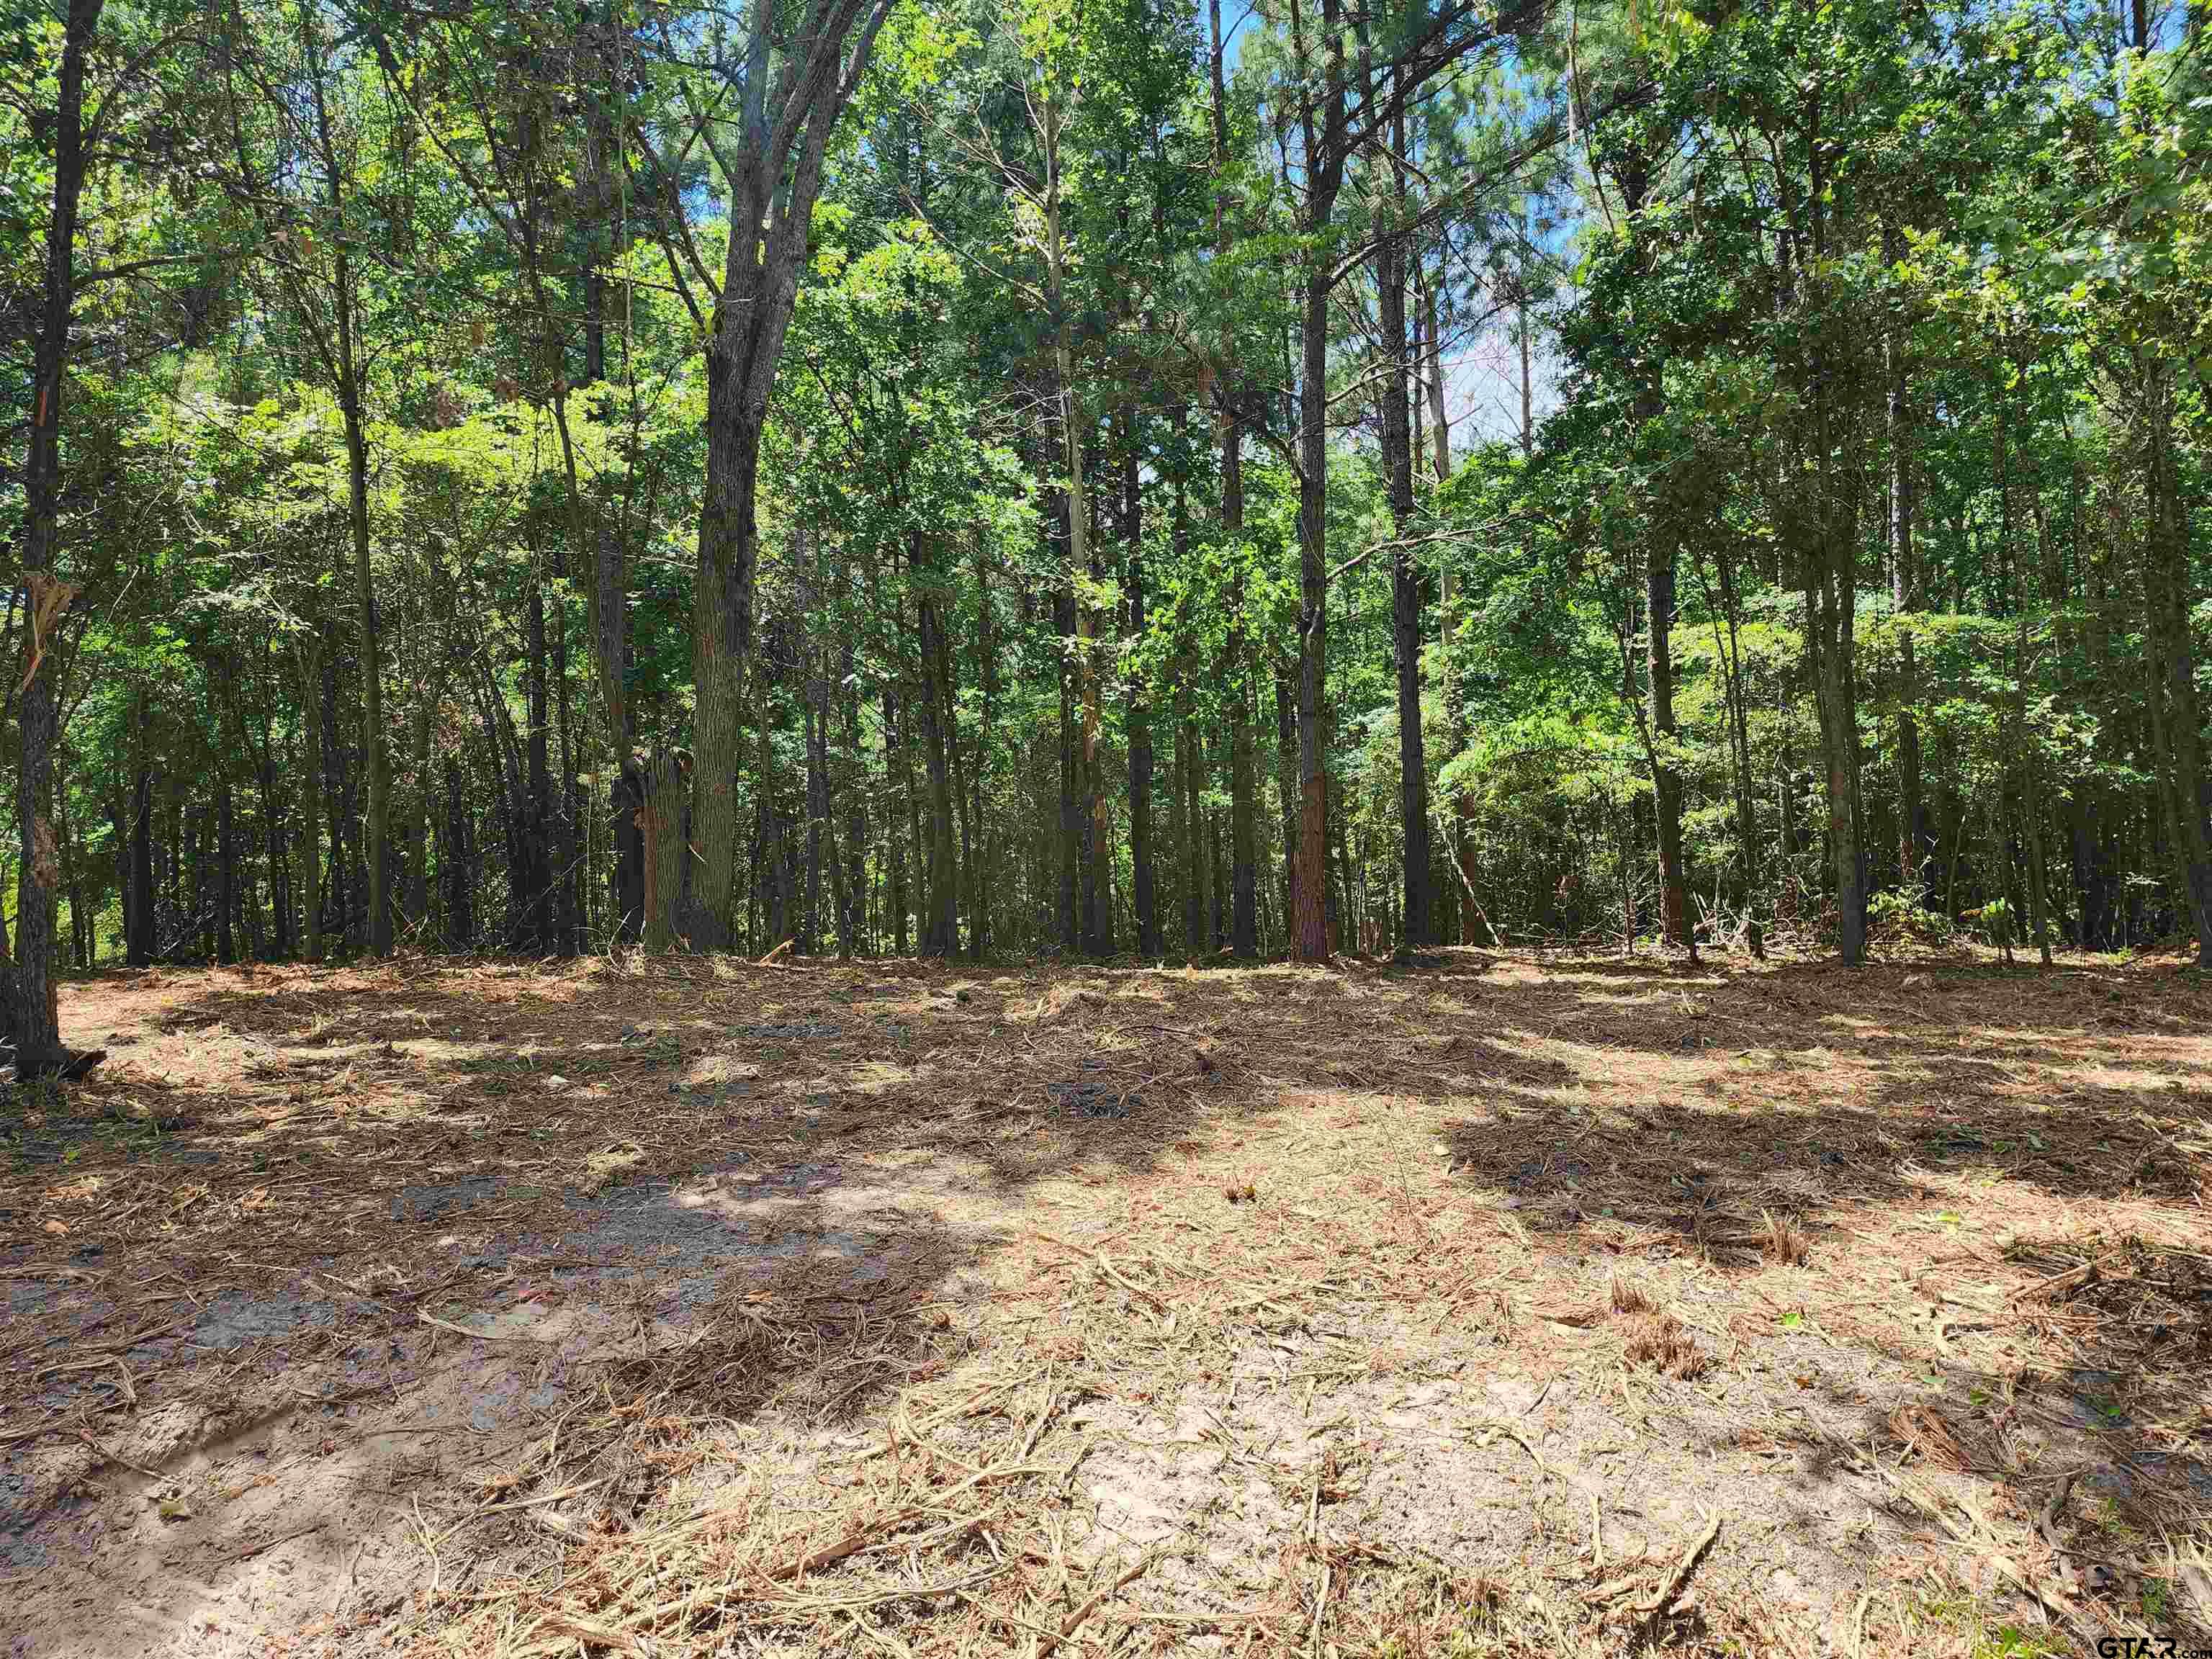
[1,947,2206,1658]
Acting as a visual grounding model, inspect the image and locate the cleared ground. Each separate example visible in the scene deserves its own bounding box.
[1,948,2207,1658]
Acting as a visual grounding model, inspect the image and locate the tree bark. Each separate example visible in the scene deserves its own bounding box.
[1123,434,1158,957]
[885,682,910,955]
[297,644,325,961]
[840,633,868,958]
[1285,0,1349,963]
[2143,370,2212,962]
[215,743,237,964]
[551,577,582,954]
[300,11,392,959]
[1887,224,1927,895]
[128,687,156,965]
[524,573,554,950]
[970,540,998,958]
[1207,0,1259,960]
[1375,128,1430,953]
[915,577,960,958]
[9,0,104,1074]
[444,754,474,948]
[1293,259,1335,963]
[688,0,892,950]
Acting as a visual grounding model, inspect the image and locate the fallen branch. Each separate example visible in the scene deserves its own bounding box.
[418,1310,547,1344]
[1637,1509,1719,1634]
[1034,1555,1154,1659]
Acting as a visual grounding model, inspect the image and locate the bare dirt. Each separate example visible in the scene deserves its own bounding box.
[1,948,2207,1658]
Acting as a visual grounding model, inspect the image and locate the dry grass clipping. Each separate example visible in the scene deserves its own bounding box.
[1761,1208,1809,1266]
[1622,1312,1709,1379]
[1887,1402,1972,1472]
[1608,1275,1653,1316]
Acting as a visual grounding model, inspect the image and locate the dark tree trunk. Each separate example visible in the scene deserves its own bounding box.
[128,691,156,966]
[884,683,909,955]
[1375,155,1430,953]
[1181,724,1209,956]
[1274,667,1299,938]
[1123,443,1158,957]
[1292,259,1335,962]
[1612,153,1691,956]
[444,755,474,948]
[2143,372,2212,963]
[1210,0,1259,961]
[970,540,998,958]
[689,341,754,951]
[1647,522,1691,954]
[804,659,830,955]
[551,580,581,953]
[8,0,104,1074]
[1054,572,1079,952]
[526,575,555,950]
[258,693,289,960]
[1211,805,1227,950]
[216,764,237,966]
[916,580,960,958]
[323,646,354,950]
[109,793,130,964]
[1888,232,1928,894]
[840,639,868,958]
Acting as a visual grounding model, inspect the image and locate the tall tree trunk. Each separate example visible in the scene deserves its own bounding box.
[1182,722,1210,956]
[407,693,434,944]
[1287,0,1346,964]
[258,688,289,959]
[55,757,88,969]
[689,338,752,950]
[1887,225,1927,894]
[8,0,104,1074]
[302,17,391,959]
[915,578,961,958]
[1054,572,1079,953]
[1609,152,1691,956]
[804,641,831,956]
[1293,261,1334,963]
[524,575,554,950]
[1422,265,1481,944]
[128,688,156,965]
[297,645,325,961]
[685,0,890,950]
[1647,518,1691,954]
[551,580,581,954]
[1274,667,1299,938]
[1423,273,1452,485]
[215,755,237,965]
[1798,149,1866,966]
[444,755,474,948]
[1375,129,1430,953]
[1123,433,1158,957]
[2144,371,2212,962]
[1807,559,1865,963]
[840,636,868,958]
[109,792,130,966]
[1209,0,1259,959]
[885,683,910,955]
[971,541,998,959]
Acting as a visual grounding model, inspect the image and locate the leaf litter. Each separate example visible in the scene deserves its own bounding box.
[0,947,2206,1656]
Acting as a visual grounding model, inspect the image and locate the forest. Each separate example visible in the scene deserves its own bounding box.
[1,0,2205,1038]
[4,0,2211,1655]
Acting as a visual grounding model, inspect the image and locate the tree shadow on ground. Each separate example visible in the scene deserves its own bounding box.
[6,949,2208,1655]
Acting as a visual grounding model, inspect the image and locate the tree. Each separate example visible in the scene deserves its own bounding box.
[9,0,107,1074]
